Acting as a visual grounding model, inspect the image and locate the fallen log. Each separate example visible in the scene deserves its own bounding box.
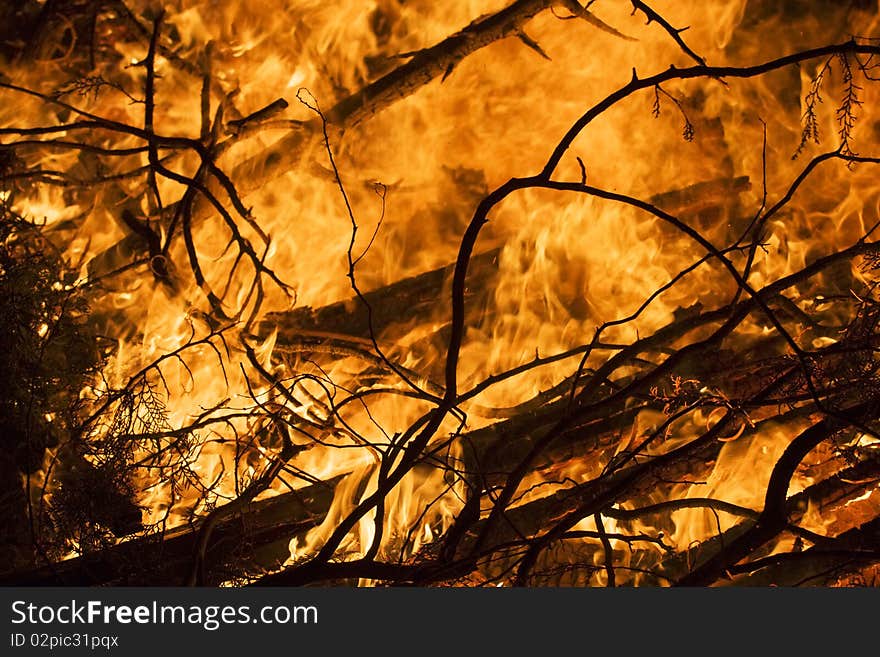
[523,451,880,585]
[651,175,750,217]
[643,453,880,583]
[83,0,621,280]
[231,0,623,193]
[261,248,500,345]
[258,175,750,350]
[725,515,880,586]
[0,477,338,586]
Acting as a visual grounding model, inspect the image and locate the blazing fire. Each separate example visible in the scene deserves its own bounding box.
[2,0,880,587]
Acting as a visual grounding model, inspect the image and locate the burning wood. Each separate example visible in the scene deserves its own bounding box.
[2,0,880,588]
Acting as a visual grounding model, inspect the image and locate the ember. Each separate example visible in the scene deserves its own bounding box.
[2,0,880,587]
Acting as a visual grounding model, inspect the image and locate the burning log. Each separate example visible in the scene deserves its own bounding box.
[229,0,629,195]
[262,248,501,346]
[262,176,750,343]
[77,0,627,281]
[649,453,880,585]
[727,516,880,586]
[0,477,338,586]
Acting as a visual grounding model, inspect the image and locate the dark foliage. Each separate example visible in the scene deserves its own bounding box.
[0,198,138,566]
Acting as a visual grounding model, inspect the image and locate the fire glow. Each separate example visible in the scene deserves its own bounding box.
[2,0,880,587]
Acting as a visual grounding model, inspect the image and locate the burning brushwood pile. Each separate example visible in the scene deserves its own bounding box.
[3,0,880,587]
